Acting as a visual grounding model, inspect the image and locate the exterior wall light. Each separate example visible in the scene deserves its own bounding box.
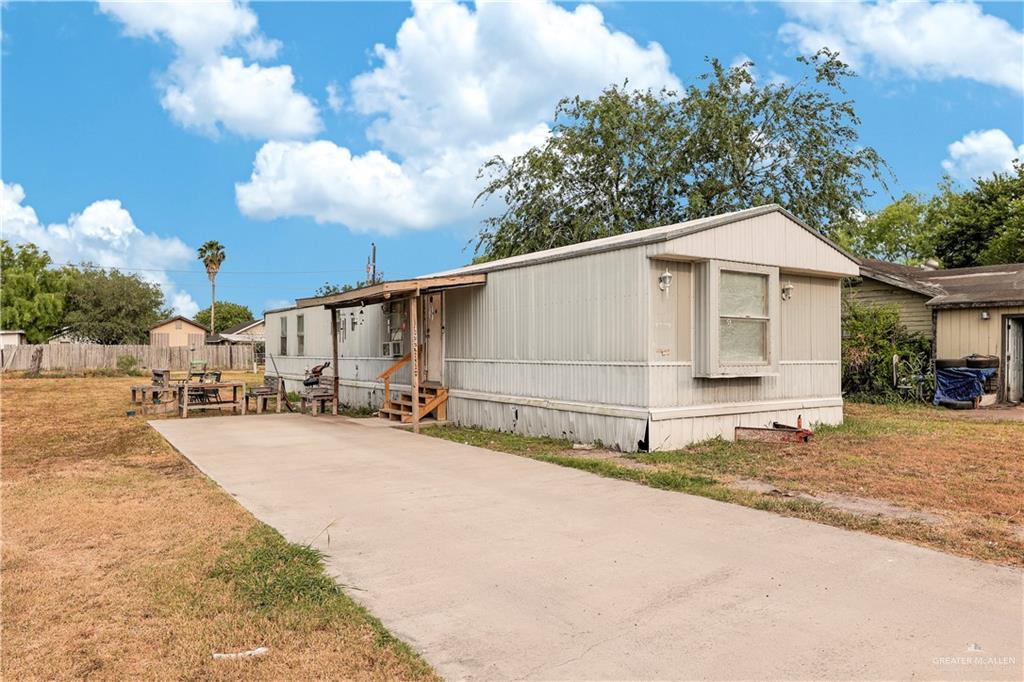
[781,281,794,301]
[658,268,673,292]
[980,310,990,320]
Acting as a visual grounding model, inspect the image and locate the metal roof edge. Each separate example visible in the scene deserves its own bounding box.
[425,205,858,277]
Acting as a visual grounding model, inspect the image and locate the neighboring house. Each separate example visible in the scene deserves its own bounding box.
[268,205,860,451]
[853,259,1024,402]
[849,260,939,336]
[149,316,209,348]
[0,330,26,347]
[206,319,265,344]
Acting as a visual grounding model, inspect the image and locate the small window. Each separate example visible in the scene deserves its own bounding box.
[280,317,288,356]
[296,314,305,356]
[695,260,778,377]
[175,320,182,330]
[719,271,768,363]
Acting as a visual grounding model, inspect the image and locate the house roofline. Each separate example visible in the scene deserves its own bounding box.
[150,315,209,332]
[424,204,858,278]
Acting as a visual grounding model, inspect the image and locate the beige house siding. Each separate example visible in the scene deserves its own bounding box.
[149,319,207,347]
[848,278,933,336]
[646,268,842,408]
[780,275,841,362]
[935,306,1024,359]
[647,211,860,277]
[649,261,693,362]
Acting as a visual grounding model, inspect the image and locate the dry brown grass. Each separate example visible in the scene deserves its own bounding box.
[2,374,437,680]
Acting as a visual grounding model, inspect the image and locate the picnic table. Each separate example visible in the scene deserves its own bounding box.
[179,380,247,418]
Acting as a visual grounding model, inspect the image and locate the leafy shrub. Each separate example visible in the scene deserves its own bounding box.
[842,298,931,402]
[115,355,145,376]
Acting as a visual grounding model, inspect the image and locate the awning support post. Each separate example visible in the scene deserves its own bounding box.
[410,293,420,433]
[330,307,339,415]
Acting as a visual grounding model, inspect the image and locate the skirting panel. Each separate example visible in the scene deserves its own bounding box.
[447,396,648,453]
[647,405,843,451]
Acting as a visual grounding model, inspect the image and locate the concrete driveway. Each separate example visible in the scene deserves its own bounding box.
[152,414,1022,681]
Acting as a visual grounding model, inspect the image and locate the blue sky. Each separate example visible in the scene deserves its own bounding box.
[3,1,1022,317]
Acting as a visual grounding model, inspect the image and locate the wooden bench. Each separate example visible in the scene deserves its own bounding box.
[246,376,284,414]
[300,387,335,416]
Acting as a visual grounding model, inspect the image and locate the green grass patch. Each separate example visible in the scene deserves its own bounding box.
[210,523,427,663]
[535,454,724,497]
[421,424,570,457]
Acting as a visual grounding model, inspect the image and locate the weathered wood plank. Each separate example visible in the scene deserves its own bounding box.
[0,344,254,371]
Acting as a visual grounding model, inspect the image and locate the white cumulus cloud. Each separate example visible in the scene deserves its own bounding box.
[236,0,679,232]
[1,181,199,316]
[942,129,1024,181]
[99,0,320,139]
[325,81,344,114]
[237,125,548,233]
[779,1,1024,93]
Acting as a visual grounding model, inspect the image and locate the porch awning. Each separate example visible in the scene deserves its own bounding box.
[295,273,486,309]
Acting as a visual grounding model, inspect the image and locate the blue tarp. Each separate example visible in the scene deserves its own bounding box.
[933,367,997,405]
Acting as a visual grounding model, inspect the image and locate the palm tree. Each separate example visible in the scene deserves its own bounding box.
[197,241,226,333]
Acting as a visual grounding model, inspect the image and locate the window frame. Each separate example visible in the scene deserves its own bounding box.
[296,314,305,356]
[695,259,779,378]
[279,316,288,356]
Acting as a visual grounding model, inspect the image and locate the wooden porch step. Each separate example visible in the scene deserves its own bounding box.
[379,385,449,422]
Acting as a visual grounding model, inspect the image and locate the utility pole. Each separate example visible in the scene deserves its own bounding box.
[366,242,377,284]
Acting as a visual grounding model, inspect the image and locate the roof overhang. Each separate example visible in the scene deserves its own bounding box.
[927,297,1024,310]
[858,266,941,298]
[296,273,487,309]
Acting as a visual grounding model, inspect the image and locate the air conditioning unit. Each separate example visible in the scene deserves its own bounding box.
[382,341,403,357]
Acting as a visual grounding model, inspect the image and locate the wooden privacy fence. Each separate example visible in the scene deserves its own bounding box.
[1,344,255,372]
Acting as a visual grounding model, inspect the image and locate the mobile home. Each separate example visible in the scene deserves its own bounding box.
[266,205,859,451]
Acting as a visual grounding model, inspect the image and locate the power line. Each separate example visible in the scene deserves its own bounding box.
[50,262,366,275]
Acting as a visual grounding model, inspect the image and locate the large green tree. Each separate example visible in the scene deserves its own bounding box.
[0,241,72,343]
[61,267,165,344]
[839,194,939,264]
[474,50,888,260]
[931,163,1024,267]
[194,301,254,333]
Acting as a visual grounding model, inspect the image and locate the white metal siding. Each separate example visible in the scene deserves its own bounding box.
[265,306,335,391]
[444,246,650,408]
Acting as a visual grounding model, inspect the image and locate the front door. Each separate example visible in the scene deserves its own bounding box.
[422,293,444,384]
[1007,317,1024,403]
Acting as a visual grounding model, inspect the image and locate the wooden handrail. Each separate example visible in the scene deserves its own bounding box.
[378,345,423,412]
[378,350,413,381]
